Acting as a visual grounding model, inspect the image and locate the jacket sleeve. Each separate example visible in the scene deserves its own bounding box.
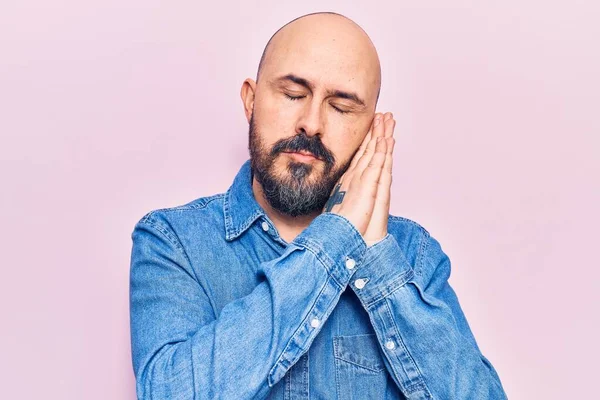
[129,211,367,400]
[350,229,508,400]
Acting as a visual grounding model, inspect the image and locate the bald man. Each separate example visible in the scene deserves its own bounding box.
[129,12,508,400]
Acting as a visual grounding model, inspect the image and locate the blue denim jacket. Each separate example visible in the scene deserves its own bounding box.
[129,159,507,399]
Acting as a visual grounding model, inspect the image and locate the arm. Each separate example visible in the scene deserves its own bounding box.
[129,210,366,399]
[351,230,508,399]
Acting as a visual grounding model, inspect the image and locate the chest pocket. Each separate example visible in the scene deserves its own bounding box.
[333,333,404,399]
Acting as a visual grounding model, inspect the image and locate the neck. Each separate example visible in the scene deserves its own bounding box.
[252,177,320,243]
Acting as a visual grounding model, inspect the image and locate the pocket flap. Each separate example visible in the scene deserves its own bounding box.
[333,333,386,372]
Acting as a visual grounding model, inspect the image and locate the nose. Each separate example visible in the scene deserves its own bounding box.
[295,99,323,138]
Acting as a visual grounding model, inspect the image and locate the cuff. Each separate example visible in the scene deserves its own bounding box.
[292,212,367,289]
[350,232,415,307]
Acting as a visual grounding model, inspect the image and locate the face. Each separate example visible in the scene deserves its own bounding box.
[243,16,380,217]
[248,111,352,217]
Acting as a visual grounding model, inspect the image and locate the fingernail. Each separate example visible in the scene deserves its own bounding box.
[374,118,380,127]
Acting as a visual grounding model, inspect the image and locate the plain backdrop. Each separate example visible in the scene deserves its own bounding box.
[1,1,598,399]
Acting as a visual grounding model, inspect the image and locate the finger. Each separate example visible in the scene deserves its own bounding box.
[389,137,395,185]
[375,146,392,210]
[387,137,395,178]
[378,137,394,188]
[360,137,387,196]
[372,111,385,139]
[383,137,394,178]
[384,115,395,139]
[373,137,394,208]
[352,132,380,180]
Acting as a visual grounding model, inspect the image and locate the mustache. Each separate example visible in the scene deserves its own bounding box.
[270,132,335,165]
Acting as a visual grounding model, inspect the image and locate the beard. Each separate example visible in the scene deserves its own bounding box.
[248,113,352,217]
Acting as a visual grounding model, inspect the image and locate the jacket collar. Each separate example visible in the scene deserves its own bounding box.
[223,159,266,241]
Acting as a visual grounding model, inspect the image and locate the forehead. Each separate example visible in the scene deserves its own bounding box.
[261,21,380,103]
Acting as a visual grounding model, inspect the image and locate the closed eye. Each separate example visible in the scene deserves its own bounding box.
[331,105,349,115]
[285,93,305,101]
[285,93,350,115]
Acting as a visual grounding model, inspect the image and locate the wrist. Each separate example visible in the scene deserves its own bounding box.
[364,234,387,247]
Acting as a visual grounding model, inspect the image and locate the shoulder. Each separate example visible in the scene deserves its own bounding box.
[131,193,226,245]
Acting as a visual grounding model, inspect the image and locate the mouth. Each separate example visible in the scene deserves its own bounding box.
[282,151,320,162]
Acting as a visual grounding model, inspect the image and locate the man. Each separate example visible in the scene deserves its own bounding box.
[129,12,508,399]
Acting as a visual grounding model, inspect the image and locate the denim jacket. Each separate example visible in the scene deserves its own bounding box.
[129,159,508,400]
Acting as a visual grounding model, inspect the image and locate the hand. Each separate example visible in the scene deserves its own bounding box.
[363,112,396,245]
[322,112,396,241]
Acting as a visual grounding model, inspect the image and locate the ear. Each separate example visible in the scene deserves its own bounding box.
[240,78,257,123]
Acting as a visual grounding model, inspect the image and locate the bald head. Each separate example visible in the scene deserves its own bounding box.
[256,12,381,105]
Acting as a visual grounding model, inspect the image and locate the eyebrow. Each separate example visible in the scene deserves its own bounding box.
[274,73,366,107]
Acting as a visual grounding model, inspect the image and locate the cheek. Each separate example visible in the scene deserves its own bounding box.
[254,97,296,144]
[325,123,363,162]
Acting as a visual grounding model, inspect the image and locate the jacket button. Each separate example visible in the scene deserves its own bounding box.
[385,340,396,350]
[261,221,269,231]
[310,318,320,328]
[345,257,356,269]
[354,278,367,289]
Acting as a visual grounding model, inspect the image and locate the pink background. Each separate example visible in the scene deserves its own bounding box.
[1,1,598,399]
